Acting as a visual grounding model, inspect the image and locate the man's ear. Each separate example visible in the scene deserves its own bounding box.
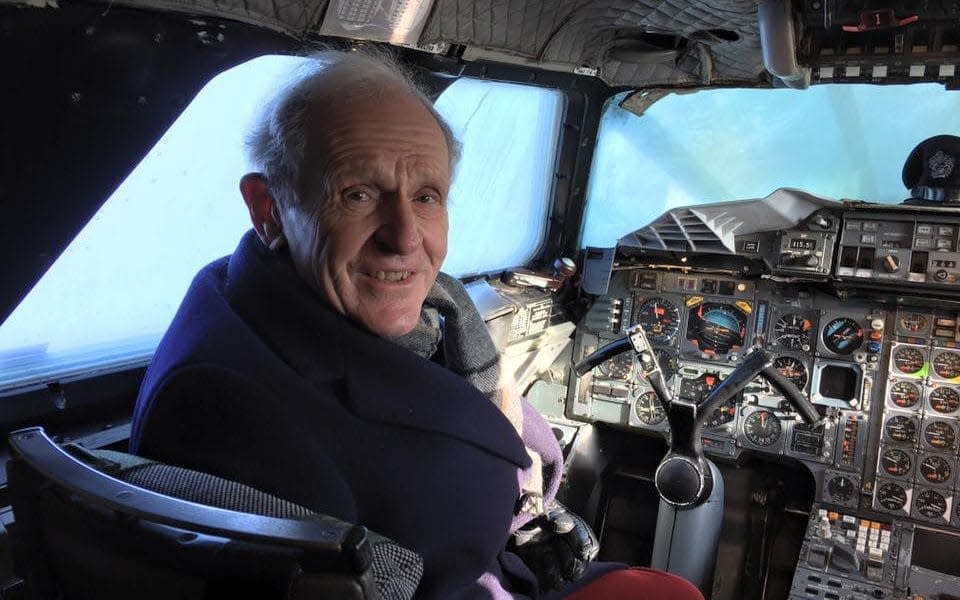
[240,173,280,244]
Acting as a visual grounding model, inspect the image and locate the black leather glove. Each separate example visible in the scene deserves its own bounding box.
[509,500,600,592]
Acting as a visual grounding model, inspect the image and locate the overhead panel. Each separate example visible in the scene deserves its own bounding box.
[799,1,960,88]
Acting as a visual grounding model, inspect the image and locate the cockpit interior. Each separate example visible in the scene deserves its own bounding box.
[3,0,960,599]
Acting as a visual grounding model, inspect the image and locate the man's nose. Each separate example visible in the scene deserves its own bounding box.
[373,196,422,255]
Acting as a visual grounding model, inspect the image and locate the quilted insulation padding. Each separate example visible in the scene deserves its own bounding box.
[4,0,333,37]
[420,0,766,86]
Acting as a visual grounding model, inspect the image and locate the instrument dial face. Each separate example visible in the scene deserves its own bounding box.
[932,351,960,380]
[919,455,952,485]
[916,489,948,519]
[634,297,681,343]
[743,409,782,446]
[634,390,666,425]
[889,380,922,409]
[928,386,960,414]
[679,372,722,403]
[924,420,957,450]
[598,352,633,380]
[774,313,814,350]
[773,356,808,390]
[892,346,926,376]
[885,415,917,444]
[679,372,737,428]
[822,318,864,355]
[827,475,856,504]
[705,400,738,429]
[654,348,678,382]
[899,313,928,333]
[880,448,912,477]
[686,302,748,356]
[876,481,908,511]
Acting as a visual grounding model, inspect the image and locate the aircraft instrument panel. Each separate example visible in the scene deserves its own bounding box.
[566,196,960,597]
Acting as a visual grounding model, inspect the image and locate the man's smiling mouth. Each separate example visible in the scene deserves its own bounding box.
[369,270,412,282]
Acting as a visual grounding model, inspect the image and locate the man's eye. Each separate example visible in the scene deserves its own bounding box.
[416,194,440,204]
[344,190,371,202]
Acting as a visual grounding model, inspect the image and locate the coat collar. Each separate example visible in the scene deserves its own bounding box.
[224,230,345,384]
[224,231,530,469]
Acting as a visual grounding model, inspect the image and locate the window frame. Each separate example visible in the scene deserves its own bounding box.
[0,53,606,402]
[445,61,610,268]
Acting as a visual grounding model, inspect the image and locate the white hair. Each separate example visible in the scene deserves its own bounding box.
[246,48,462,210]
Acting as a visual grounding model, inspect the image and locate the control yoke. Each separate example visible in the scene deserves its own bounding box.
[575,324,822,507]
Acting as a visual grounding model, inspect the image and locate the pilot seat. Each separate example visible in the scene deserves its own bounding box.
[4,427,423,600]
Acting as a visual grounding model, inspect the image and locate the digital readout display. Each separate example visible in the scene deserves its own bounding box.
[789,238,817,251]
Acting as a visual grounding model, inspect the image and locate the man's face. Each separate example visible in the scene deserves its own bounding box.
[282,87,451,337]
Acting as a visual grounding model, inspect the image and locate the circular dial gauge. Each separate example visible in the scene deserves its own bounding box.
[774,313,814,350]
[678,372,737,428]
[773,356,808,390]
[919,455,952,484]
[654,348,678,383]
[822,318,864,355]
[893,346,926,376]
[597,352,633,380]
[928,386,960,414]
[679,372,722,403]
[634,391,666,425]
[633,297,681,343]
[899,313,928,333]
[924,420,957,450]
[686,302,748,356]
[885,415,917,444]
[932,352,960,380]
[880,448,912,477]
[876,481,908,511]
[889,380,922,409]
[916,489,948,519]
[743,409,782,446]
[705,400,738,429]
[827,475,856,504]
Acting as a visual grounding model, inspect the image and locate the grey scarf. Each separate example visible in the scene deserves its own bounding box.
[391,274,498,395]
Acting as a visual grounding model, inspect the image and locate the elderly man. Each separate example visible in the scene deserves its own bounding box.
[131,50,703,600]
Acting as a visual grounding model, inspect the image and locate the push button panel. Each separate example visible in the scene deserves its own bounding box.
[791,506,907,599]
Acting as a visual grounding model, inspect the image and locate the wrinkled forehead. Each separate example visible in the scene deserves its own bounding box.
[302,83,451,175]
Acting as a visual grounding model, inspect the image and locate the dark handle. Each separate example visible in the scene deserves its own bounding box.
[760,363,820,424]
[573,337,631,377]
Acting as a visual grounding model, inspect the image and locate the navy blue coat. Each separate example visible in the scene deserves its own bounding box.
[131,231,591,598]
